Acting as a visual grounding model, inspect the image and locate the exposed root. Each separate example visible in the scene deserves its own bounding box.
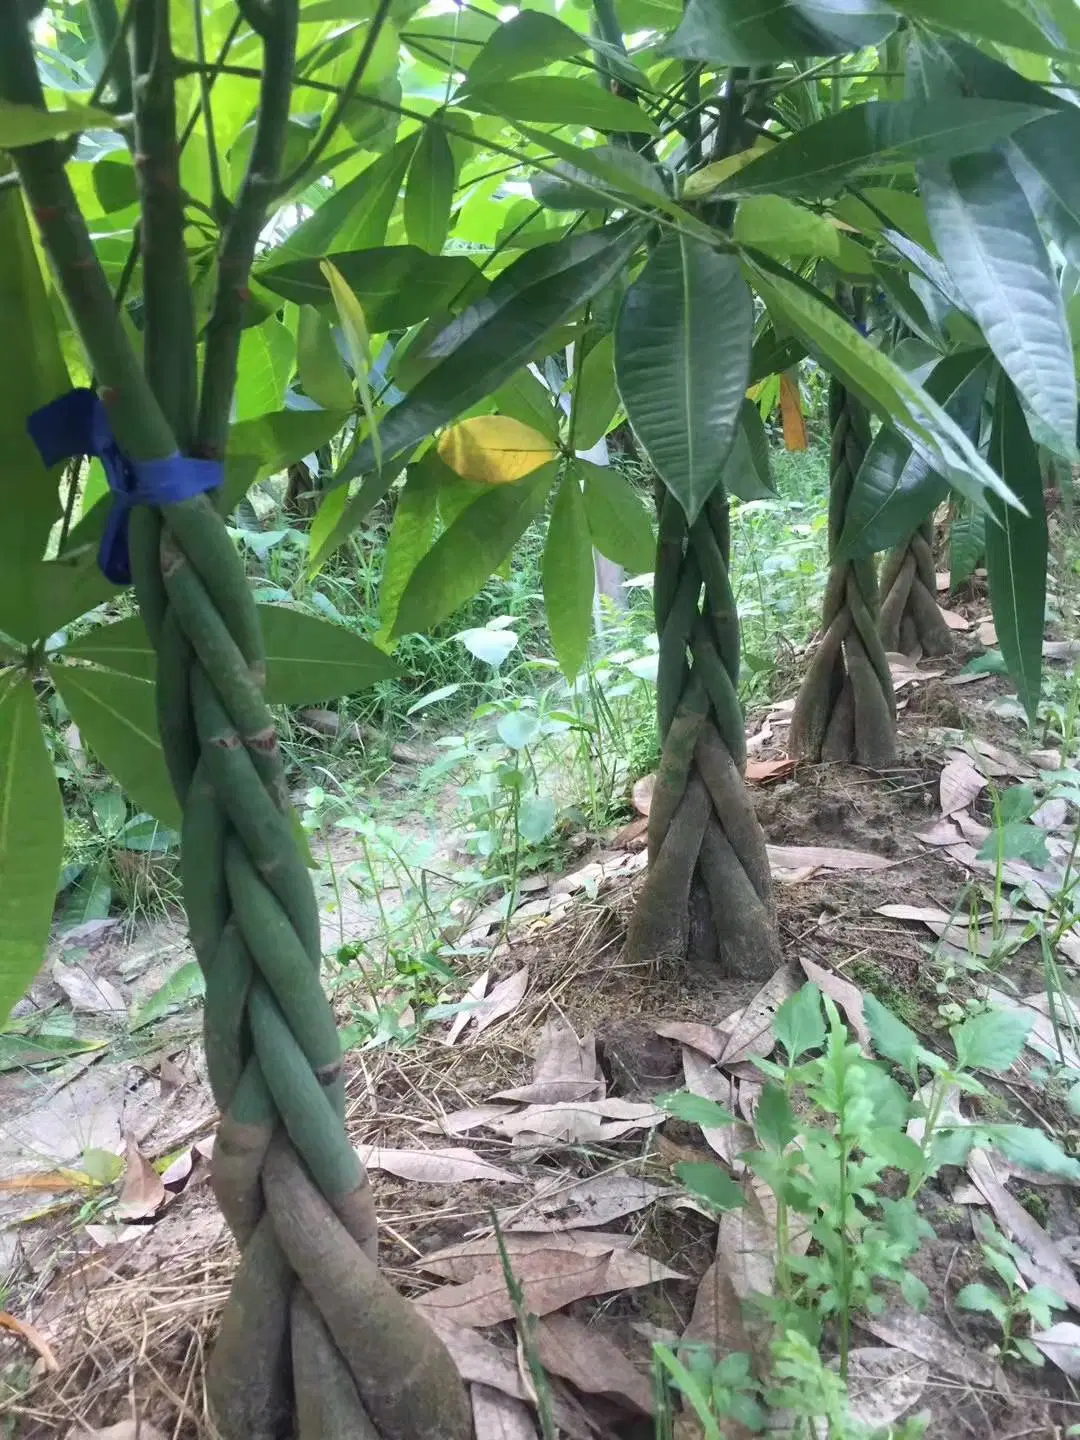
[292,1289,380,1439]
[879,523,952,657]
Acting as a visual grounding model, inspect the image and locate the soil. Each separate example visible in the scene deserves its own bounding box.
[3,583,1080,1439]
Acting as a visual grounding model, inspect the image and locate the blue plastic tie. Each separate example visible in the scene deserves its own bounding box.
[27,387,222,585]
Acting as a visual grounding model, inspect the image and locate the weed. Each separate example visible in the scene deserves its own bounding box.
[1018,1187,1050,1226]
[957,1213,1066,1366]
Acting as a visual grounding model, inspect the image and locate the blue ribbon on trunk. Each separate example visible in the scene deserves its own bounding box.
[27,388,222,585]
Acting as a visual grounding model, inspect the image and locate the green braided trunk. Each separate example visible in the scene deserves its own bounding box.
[878,519,953,657]
[0,5,469,1435]
[625,490,780,978]
[790,380,897,769]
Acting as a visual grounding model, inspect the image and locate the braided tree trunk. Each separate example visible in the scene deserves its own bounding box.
[0,9,469,1438]
[878,519,953,657]
[625,491,780,978]
[790,381,897,768]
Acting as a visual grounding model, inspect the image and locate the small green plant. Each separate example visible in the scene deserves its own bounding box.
[956,1213,1066,1366]
[652,1344,764,1440]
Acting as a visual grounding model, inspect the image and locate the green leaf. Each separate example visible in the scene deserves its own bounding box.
[405,125,456,255]
[458,78,658,135]
[870,1127,925,1172]
[892,0,1079,57]
[756,1082,798,1152]
[269,135,419,259]
[47,665,181,829]
[985,377,1048,723]
[223,406,350,513]
[466,10,586,85]
[901,1269,930,1312]
[494,367,560,443]
[321,220,645,541]
[774,982,825,1060]
[1008,109,1080,268]
[0,1029,107,1072]
[260,247,479,334]
[616,234,751,523]
[675,1161,746,1212]
[60,857,111,929]
[0,677,64,1027]
[578,459,655,573]
[956,1283,1007,1323]
[919,150,1076,457]
[234,317,294,422]
[748,260,1020,517]
[719,100,1051,200]
[0,98,116,147]
[543,472,594,681]
[378,453,442,642]
[982,1124,1080,1182]
[92,154,138,214]
[950,505,985,585]
[61,616,155,680]
[956,1008,1031,1077]
[573,335,620,450]
[297,305,354,411]
[660,1091,737,1128]
[864,993,922,1068]
[723,399,776,502]
[835,349,992,561]
[130,960,206,1029]
[0,181,69,570]
[259,606,399,705]
[734,195,873,275]
[665,0,896,64]
[393,464,556,636]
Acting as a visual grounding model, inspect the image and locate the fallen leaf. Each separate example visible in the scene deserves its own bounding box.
[986,988,1080,1070]
[445,971,490,1047]
[471,1384,538,1439]
[1031,748,1062,771]
[115,1132,166,1221]
[969,738,1036,780]
[719,967,799,1066]
[492,1017,603,1105]
[915,818,962,847]
[861,1307,1001,1388]
[943,670,990,687]
[356,1145,521,1185]
[159,1149,194,1190]
[977,619,997,646]
[967,1150,1080,1308]
[421,1104,515,1137]
[746,720,773,754]
[52,961,126,1015]
[632,774,655,817]
[470,968,529,1038]
[887,656,944,691]
[537,1313,653,1415]
[718,1194,774,1302]
[0,1312,58,1372]
[681,1047,752,1172]
[746,757,796,784]
[612,815,648,849]
[1045,639,1080,661]
[0,1169,88,1194]
[496,1173,665,1233]
[413,1247,684,1328]
[492,1098,664,1146]
[939,608,970,631]
[1032,798,1067,830]
[935,572,950,592]
[682,1256,751,1382]
[939,758,987,816]
[417,1230,633,1283]
[157,1055,186,1094]
[844,1347,929,1430]
[1031,1321,1080,1377]
[876,903,956,928]
[84,1223,147,1248]
[799,957,870,1049]
[421,1314,526,1400]
[66,1425,168,1440]
[655,1020,725,1061]
[766,844,893,877]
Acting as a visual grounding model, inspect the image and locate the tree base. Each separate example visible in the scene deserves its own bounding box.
[879,529,953,658]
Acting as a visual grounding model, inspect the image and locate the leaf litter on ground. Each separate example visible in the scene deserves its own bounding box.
[536,1312,654,1416]
[115,1131,166,1221]
[493,1172,666,1233]
[355,1144,520,1185]
[490,1016,603,1104]
[417,1230,634,1283]
[718,966,799,1066]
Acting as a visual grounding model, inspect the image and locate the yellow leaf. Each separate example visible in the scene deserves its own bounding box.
[320,259,382,470]
[438,416,558,485]
[682,140,773,199]
[780,371,808,452]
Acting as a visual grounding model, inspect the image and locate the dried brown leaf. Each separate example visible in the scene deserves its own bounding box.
[682,1257,749,1364]
[470,968,529,1038]
[470,1384,538,1440]
[970,737,1037,779]
[977,619,997,646]
[799,957,870,1049]
[491,1099,663,1146]
[1032,1322,1080,1377]
[536,1313,654,1415]
[632,773,655,817]
[681,1048,751,1172]
[496,1173,665,1233]
[939,758,987,816]
[115,1132,165,1221]
[356,1144,520,1185]
[492,1017,602,1105]
[745,757,797,784]
[845,1347,929,1430]
[0,1312,58,1372]
[655,1020,725,1061]
[420,1314,525,1399]
[52,962,125,1015]
[417,1231,633,1283]
[876,904,955,928]
[766,844,893,877]
[414,1247,684,1328]
[861,1307,1002,1388]
[66,1424,167,1440]
[1033,797,1067,830]
[939,608,970,631]
[967,1150,1080,1308]
[84,1223,147,1248]
[719,967,799,1067]
[915,818,962,847]
[445,971,490,1047]
[422,1104,516,1137]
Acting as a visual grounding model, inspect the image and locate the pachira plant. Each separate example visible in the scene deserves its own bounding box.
[1,0,1078,1431]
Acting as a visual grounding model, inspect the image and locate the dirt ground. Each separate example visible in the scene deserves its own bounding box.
[3,583,1080,1439]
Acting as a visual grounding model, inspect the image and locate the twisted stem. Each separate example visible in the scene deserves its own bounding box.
[879,519,953,657]
[790,378,897,768]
